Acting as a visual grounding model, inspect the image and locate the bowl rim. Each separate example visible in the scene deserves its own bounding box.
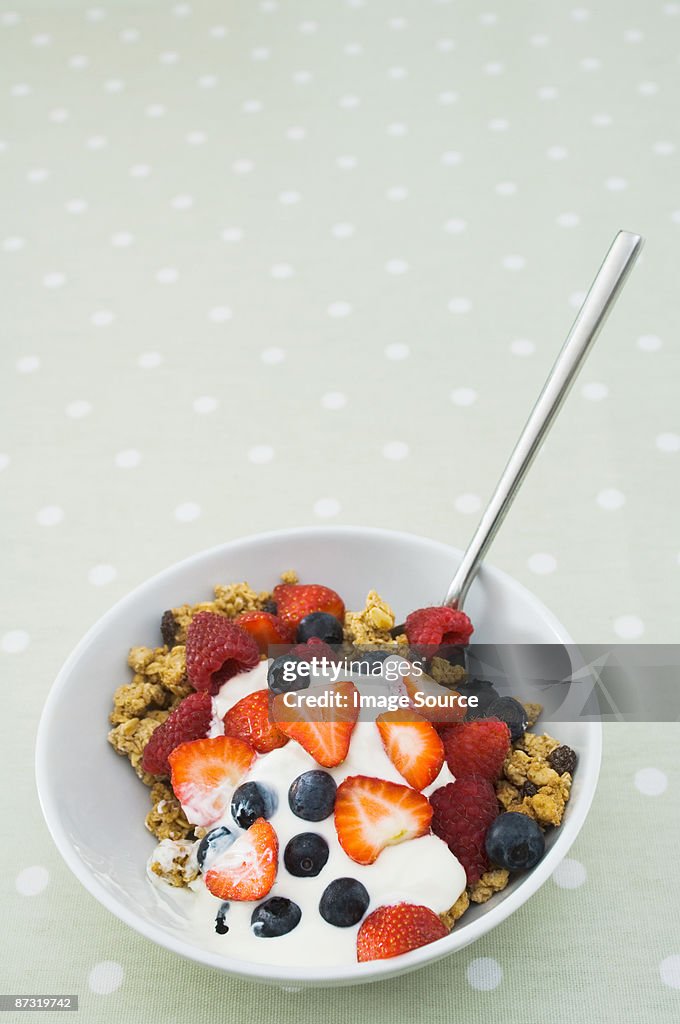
[35,525,602,985]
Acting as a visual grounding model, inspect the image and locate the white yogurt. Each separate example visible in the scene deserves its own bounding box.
[154,661,466,967]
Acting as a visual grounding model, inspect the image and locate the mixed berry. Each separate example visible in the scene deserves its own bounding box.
[110,574,578,965]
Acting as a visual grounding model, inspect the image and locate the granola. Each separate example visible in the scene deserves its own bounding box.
[148,838,199,887]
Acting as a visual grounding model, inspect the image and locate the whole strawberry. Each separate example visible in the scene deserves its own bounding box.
[429,775,499,884]
[234,610,295,653]
[441,719,511,784]
[404,606,474,648]
[141,691,213,776]
[273,583,345,629]
[186,612,260,694]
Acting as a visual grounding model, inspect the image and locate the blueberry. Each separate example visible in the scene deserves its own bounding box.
[485,696,528,741]
[196,826,233,871]
[319,878,369,927]
[284,833,329,877]
[215,902,230,935]
[353,649,394,673]
[231,782,277,830]
[267,654,310,695]
[261,598,278,615]
[296,611,344,645]
[460,678,501,719]
[436,644,466,669]
[251,897,302,937]
[288,770,337,821]
[485,812,545,870]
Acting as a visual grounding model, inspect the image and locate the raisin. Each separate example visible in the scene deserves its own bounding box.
[160,610,179,647]
[521,781,539,798]
[548,744,577,775]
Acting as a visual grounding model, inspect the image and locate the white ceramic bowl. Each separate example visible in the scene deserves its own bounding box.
[36,527,601,987]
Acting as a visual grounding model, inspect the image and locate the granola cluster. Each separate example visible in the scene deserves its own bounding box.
[145,781,193,842]
[344,590,405,645]
[148,838,199,887]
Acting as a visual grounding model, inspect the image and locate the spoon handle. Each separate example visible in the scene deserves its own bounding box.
[443,229,644,609]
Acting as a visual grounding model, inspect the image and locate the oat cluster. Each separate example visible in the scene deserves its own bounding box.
[148,838,199,887]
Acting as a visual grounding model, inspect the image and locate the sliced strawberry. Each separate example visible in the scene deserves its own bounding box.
[223,689,289,754]
[357,903,448,962]
[204,818,278,901]
[402,669,467,728]
[376,710,445,791]
[234,610,295,653]
[273,583,345,628]
[271,681,358,767]
[168,735,255,827]
[334,775,432,865]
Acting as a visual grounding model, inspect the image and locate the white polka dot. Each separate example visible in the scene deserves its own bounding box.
[537,86,558,100]
[660,956,680,989]
[279,190,301,204]
[233,158,253,174]
[656,433,680,453]
[436,38,455,52]
[488,118,510,132]
[388,66,407,79]
[2,630,30,654]
[638,81,658,96]
[605,176,628,191]
[528,553,558,575]
[248,445,275,464]
[251,47,270,61]
[382,441,409,461]
[386,122,407,136]
[384,343,409,361]
[50,107,70,123]
[624,29,643,43]
[581,382,609,401]
[450,388,477,406]
[637,334,662,352]
[571,7,591,20]
[313,497,341,518]
[28,168,50,184]
[569,290,587,309]
[69,54,89,70]
[483,61,504,75]
[193,396,218,414]
[36,505,63,526]
[186,130,207,145]
[210,23,227,35]
[43,272,66,288]
[15,865,49,894]
[65,400,92,418]
[209,307,232,323]
[441,150,462,166]
[502,254,526,271]
[88,564,117,586]
[222,227,243,243]
[510,339,535,357]
[613,614,644,639]
[261,347,285,365]
[174,502,201,522]
[111,232,134,247]
[286,126,306,141]
[438,91,459,105]
[1,12,19,26]
[145,103,166,117]
[467,957,502,991]
[130,163,151,177]
[634,767,668,796]
[120,29,139,42]
[0,453,9,472]
[580,57,601,71]
[557,212,580,228]
[105,79,124,93]
[115,449,141,469]
[596,488,625,510]
[3,236,25,251]
[65,198,88,214]
[138,351,162,369]
[385,259,408,274]
[332,223,355,239]
[16,355,40,373]
[386,185,408,201]
[672,211,680,225]
[242,99,263,114]
[653,141,675,156]
[552,857,587,888]
[591,112,612,126]
[271,263,294,279]
[91,310,114,327]
[86,135,108,150]
[88,962,124,995]
[321,392,347,410]
[328,301,352,318]
[156,267,178,284]
[448,297,471,314]
[293,70,313,85]
[495,181,517,196]
[444,218,466,234]
[160,51,178,65]
[455,494,481,514]
[547,145,568,160]
[171,194,194,210]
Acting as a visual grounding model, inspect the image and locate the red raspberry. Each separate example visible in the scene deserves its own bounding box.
[186,612,260,694]
[141,691,213,776]
[289,637,337,663]
[404,606,474,647]
[441,719,511,784]
[430,775,499,884]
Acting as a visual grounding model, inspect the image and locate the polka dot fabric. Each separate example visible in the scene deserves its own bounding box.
[1,1,678,1021]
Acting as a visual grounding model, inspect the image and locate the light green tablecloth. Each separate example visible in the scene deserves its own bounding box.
[2,1,679,1021]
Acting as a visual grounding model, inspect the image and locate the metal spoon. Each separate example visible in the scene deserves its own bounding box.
[443,229,644,610]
